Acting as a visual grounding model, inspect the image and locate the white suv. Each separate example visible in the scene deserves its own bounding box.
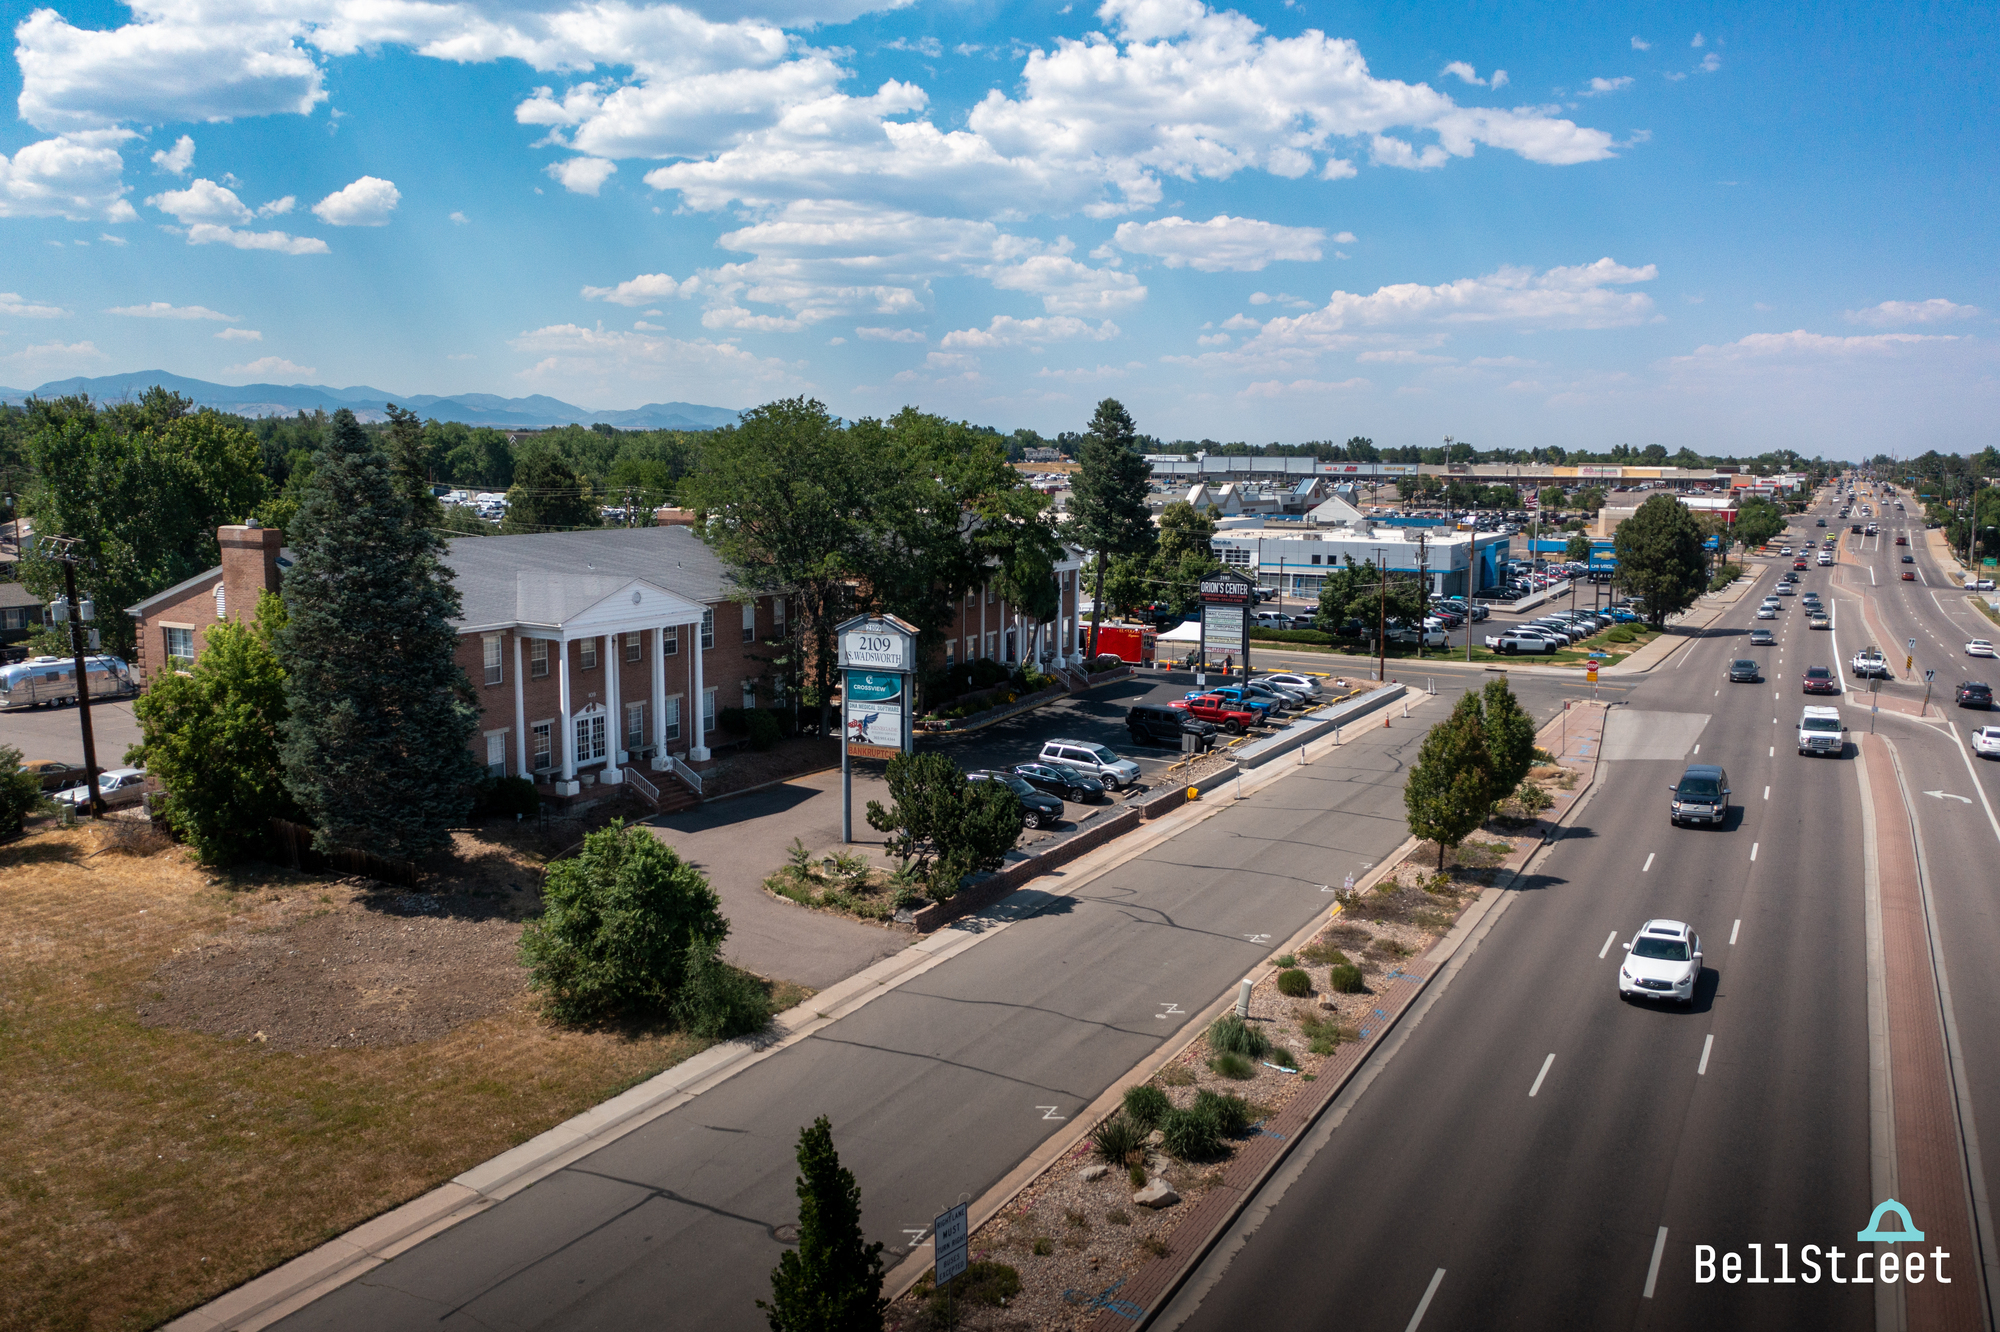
[1619,919,1703,1006]
[1037,740,1141,789]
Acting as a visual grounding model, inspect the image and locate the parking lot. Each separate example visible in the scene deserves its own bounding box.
[0,696,140,769]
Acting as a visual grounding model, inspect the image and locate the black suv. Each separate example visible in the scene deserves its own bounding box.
[1128,702,1218,748]
[966,771,1064,829]
[1668,764,1731,827]
[1010,761,1105,803]
[1959,682,1994,710]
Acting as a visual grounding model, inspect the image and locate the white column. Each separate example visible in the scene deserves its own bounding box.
[1000,596,1010,661]
[979,584,988,658]
[601,632,622,783]
[557,636,575,789]
[650,626,668,768]
[512,634,526,777]
[690,616,710,760]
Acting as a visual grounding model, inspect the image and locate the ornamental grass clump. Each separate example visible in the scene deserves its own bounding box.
[1328,962,1368,994]
[1122,1083,1171,1131]
[1207,1012,1269,1059]
[1275,967,1312,997]
[1091,1114,1147,1165]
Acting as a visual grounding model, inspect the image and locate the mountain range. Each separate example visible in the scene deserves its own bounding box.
[0,371,741,431]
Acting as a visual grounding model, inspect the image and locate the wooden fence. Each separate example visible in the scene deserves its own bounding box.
[268,817,419,887]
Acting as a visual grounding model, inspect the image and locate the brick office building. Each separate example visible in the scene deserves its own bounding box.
[128,524,785,798]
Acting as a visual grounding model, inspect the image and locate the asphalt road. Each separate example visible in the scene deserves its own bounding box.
[0,693,140,767]
[1168,495,1882,1330]
[270,674,1599,1331]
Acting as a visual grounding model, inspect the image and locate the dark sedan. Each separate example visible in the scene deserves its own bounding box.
[1728,659,1760,683]
[966,771,1065,830]
[1960,682,1995,710]
[1802,667,1840,695]
[1010,761,1106,803]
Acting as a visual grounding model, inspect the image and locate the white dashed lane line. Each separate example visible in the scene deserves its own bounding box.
[1731,919,1741,945]
[1600,930,1619,959]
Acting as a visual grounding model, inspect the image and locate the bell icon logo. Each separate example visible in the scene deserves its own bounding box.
[1857,1200,1925,1243]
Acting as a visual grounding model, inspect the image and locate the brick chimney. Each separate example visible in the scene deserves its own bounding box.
[217,524,283,624]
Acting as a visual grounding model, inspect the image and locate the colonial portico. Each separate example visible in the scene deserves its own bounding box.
[510,572,713,796]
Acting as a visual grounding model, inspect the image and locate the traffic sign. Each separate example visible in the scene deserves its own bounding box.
[1925,669,1936,682]
[933,1202,968,1286]
[1908,638,1917,652]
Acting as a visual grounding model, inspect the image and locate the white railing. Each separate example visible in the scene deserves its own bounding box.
[667,754,704,798]
[625,766,661,809]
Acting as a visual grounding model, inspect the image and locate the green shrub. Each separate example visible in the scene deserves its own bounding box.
[1032,1237,1053,1256]
[671,941,772,1038]
[0,745,47,838]
[472,774,540,819]
[1249,628,1334,645]
[519,820,730,1024]
[1265,1046,1299,1073]
[1516,784,1554,816]
[1275,968,1312,997]
[1208,1052,1256,1080]
[744,708,783,751]
[1160,1105,1222,1159]
[1299,940,1351,966]
[717,705,750,736]
[1091,1114,1147,1164]
[1122,1084,1172,1130]
[1192,1088,1253,1137]
[1207,1012,1269,1059]
[1328,963,1367,994]
[1273,953,1296,967]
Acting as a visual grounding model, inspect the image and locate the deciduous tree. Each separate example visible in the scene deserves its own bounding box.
[759,1116,888,1332]
[131,591,296,863]
[1479,677,1537,803]
[864,752,1022,898]
[1613,493,1709,628]
[277,408,482,860]
[502,445,599,533]
[1404,693,1494,870]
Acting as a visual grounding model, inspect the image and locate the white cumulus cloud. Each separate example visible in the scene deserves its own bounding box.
[508,322,806,400]
[106,301,237,320]
[1631,36,1651,50]
[148,177,252,224]
[1,294,71,317]
[1845,299,1982,327]
[940,316,1120,348]
[1583,77,1634,96]
[1112,215,1326,271]
[184,223,331,255]
[0,130,136,220]
[150,134,194,173]
[225,355,317,380]
[5,339,107,372]
[546,157,617,195]
[312,175,400,226]
[582,273,690,306]
[856,326,927,342]
[215,327,264,341]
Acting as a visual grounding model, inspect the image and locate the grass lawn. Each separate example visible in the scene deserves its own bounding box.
[0,821,802,1332]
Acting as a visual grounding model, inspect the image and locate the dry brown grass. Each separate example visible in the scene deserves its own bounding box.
[0,824,782,1332]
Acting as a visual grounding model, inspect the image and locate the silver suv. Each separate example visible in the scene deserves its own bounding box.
[1037,739,1141,789]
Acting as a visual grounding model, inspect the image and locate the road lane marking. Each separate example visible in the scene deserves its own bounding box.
[1699,1034,1714,1075]
[1693,744,1700,755]
[1600,931,1619,958]
[1405,1268,1446,1332]
[1643,853,1655,872]
[1770,747,1775,757]
[1731,919,1741,945]
[1644,1227,1669,1299]
[1764,786,1770,800]
[1751,842,1759,861]
[1529,1053,1555,1098]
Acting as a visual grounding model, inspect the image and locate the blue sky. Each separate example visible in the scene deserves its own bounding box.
[1,0,1995,453]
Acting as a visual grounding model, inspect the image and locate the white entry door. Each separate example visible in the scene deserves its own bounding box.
[575,713,608,764]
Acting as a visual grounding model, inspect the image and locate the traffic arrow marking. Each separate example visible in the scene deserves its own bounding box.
[1925,790,1974,804]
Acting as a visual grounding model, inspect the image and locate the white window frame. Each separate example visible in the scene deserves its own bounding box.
[530,638,549,678]
[742,602,756,644]
[484,729,507,776]
[624,701,646,753]
[662,694,682,743]
[702,686,716,734]
[741,681,756,709]
[164,624,195,669]
[700,609,714,650]
[663,625,679,656]
[532,720,553,772]
[483,633,503,686]
[580,638,598,670]
[575,711,608,763]
[773,596,787,629]
[213,582,227,621]
[624,632,642,663]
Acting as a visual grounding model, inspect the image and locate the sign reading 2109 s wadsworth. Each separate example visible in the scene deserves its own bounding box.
[840,626,911,671]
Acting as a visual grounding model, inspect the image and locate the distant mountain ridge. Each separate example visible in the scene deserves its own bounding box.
[0,371,741,431]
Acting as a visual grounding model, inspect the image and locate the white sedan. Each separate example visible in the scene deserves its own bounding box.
[1969,640,1997,658]
[1975,726,2000,759]
[1756,606,1778,620]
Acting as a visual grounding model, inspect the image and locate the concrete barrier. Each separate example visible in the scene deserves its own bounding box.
[1235,682,1408,768]
[910,807,1145,932]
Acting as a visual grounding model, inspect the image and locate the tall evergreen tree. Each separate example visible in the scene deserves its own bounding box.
[1065,398,1153,659]
[1404,693,1494,870]
[277,408,482,860]
[384,403,442,525]
[760,1116,888,1332]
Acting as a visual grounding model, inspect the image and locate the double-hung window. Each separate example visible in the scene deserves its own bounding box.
[165,626,195,669]
[662,696,682,743]
[532,721,553,772]
[700,609,714,650]
[530,639,549,678]
[663,625,679,656]
[624,633,642,663]
[580,638,598,670]
[702,687,716,734]
[483,633,503,685]
[742,602,756,643]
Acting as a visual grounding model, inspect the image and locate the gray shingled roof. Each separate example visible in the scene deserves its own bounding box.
[445,526,738,630]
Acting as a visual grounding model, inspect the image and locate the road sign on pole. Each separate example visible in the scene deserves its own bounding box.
[1908,637,1917,652]
[933,1202,968,1287]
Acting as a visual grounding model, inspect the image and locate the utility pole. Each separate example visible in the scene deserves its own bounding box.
[48,537,104,818]
[1413,529,1430,660]
[1374,545,1387,684]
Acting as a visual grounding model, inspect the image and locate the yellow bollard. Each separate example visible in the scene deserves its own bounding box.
[1187,785,1199,801]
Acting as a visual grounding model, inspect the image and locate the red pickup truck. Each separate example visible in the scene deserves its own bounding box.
[1172,694,1257,735]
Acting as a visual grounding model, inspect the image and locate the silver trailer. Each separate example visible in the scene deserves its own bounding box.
[0,655,135,710]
